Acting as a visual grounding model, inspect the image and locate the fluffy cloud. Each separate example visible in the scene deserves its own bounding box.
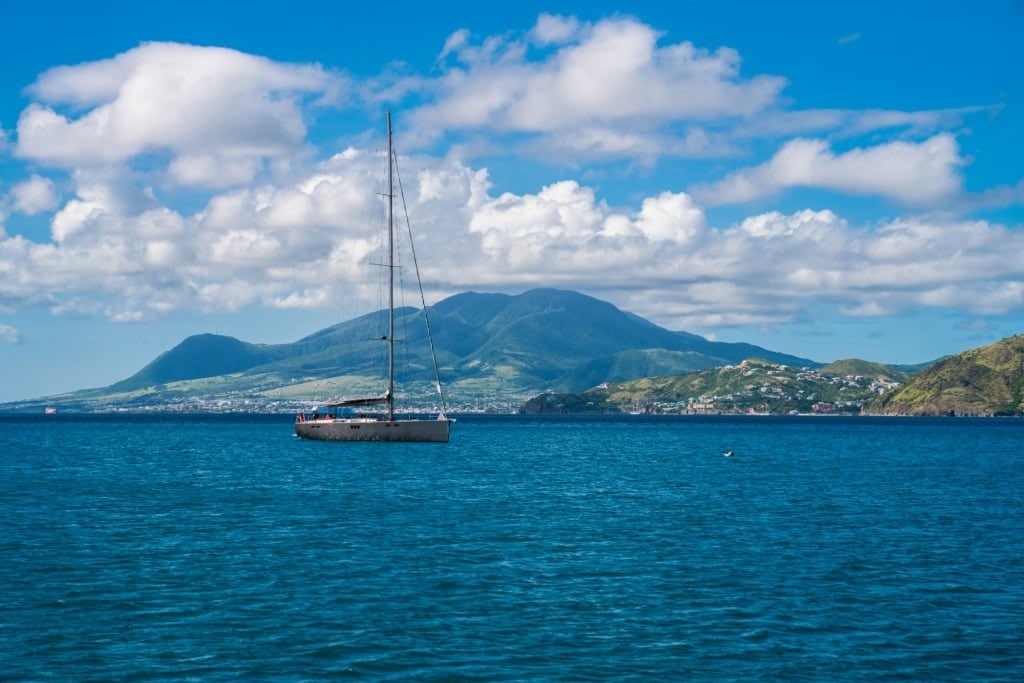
[620,210,1024,330]
[11,175,59,215]
[692,134,965,206]
[0,140,1021,332]
[16,42,342,187]
[408,14,786,146]
[462,182,708,287]
[393,14,980,165]
[167,154,266,189]
[393,168,1022,331]
[0,144,480,320]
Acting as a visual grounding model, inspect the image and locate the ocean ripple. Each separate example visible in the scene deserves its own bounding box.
[2,414,1022,681]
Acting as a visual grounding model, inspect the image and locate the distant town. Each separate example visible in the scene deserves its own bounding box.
[521,359,904,416]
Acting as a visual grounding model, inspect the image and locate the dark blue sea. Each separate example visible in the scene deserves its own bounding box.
[2,414,1022,681]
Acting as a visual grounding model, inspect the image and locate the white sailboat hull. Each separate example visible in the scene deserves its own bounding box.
[295,416,452,442]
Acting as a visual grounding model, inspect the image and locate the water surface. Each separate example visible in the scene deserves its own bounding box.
[2,414,1022,680]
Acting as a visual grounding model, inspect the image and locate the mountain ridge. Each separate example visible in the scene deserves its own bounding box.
[124,287,818,391]
[26,320,1018,415]
[20,290,1019,416]
[4,288,821,411]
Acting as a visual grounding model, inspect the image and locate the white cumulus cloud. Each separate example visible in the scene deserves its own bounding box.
[691,134,965,206]
[11,174,60,215]
[17,42,343,188]
[411,15,786,142]
[1,138,1022,336]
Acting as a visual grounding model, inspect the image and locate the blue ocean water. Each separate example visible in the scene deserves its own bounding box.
[1,414,1022,681]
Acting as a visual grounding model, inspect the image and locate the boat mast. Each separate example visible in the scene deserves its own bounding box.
[386,111,395,421]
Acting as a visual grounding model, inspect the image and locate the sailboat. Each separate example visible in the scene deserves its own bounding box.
[294,112,453,442]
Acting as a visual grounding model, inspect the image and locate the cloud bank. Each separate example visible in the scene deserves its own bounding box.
[0,14,1021,341]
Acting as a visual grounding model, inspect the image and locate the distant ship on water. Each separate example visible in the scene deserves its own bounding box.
[44,407,57,415]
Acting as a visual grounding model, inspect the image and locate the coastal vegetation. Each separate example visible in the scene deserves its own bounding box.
[864,335,1024,416]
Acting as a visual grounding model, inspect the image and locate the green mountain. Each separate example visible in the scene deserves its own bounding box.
[864,335,1024,416]
[521,358,909,415]
[107,333,293,392]
[428,289,813,389]
[3,289,818,412]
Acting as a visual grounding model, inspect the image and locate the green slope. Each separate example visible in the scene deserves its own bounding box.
[108,334,292,392]
[551,349,728,392]
[864,335,1024,416]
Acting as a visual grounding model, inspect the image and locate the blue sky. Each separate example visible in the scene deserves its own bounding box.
[1,0,1022,403]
